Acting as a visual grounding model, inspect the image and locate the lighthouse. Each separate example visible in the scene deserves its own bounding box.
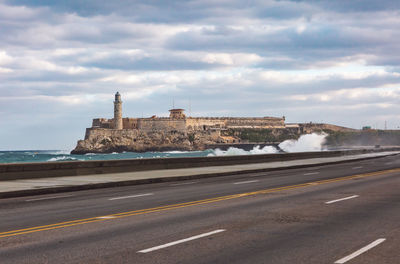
[113,92,123,129]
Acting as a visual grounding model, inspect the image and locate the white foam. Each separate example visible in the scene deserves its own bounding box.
[208,145,278,156]
[208,133,328,156]
[279,133,327,152]
[47,156,79,162]
[163,150,203,154]
[43,150,71,155]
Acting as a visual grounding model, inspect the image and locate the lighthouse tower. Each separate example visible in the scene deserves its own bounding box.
[113,92,123,129]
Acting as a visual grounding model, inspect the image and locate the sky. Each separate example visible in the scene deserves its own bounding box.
[1,0,400,150]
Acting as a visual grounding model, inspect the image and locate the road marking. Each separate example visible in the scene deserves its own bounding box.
[25,195,73,202]
[170,181,198,186]
[352,166,363,169]
[233,180,259,185]
[96,216,116,219]
[334,238,386,263]
[385,162,393,165]
[303,172,319,175]
[325,195,359,204]
[109,193,153,201]
[138,229,226,253]
[1,168,399,238]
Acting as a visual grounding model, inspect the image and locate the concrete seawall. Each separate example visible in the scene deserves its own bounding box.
[1,148,399,181]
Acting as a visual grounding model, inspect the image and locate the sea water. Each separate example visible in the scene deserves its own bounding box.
[0,133,327,164]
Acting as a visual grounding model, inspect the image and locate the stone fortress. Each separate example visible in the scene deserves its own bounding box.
[71,92,355,154]
[92,92,285,132]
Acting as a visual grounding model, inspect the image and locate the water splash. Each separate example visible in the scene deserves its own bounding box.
[208,145,279,156]
[279,133,327,152]
[208,133,327,156]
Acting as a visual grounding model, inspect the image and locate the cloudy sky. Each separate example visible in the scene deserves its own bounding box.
[1,0,400,150]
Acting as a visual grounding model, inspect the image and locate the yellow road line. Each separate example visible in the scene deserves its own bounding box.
[1,167,399,238]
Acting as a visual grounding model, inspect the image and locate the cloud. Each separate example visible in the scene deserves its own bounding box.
[1,0,400,149]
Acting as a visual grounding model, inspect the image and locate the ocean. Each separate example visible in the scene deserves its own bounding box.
[0,150,215,164]
[0,133,328,164]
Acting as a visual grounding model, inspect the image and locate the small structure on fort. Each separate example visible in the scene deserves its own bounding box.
[71,92,355,154]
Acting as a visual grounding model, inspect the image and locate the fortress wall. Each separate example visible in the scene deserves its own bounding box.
[186,117,285,130]
[186,118,226,130]
[92,118,113,128]
[225,117,285,128]
[85,128,139,140]
[123,118,138,129]
[138,119,186,132]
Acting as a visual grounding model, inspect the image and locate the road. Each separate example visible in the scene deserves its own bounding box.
[0,154,399,263]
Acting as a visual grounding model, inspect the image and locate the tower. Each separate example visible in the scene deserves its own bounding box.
[114,92,123,129]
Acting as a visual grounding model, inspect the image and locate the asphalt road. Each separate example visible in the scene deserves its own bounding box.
[0,154,399,263]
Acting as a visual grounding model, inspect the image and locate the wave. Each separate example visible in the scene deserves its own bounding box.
[208,133,327,156]
[279,133,327,152]
[47,156,81,162]
[208,145,278,156]
[41,150,72,155]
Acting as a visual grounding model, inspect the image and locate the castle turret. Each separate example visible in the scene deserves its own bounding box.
[114,92,123,129]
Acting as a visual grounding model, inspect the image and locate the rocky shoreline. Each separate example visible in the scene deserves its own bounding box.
[70,130,231,154]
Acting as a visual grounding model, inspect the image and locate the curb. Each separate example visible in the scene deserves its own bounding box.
[1,153,398,199]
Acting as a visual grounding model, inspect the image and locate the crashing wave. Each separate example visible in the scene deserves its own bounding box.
[208,133,327,156]
[279,133,327,152]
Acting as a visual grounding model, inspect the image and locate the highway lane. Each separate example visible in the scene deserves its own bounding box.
[0,154,399,230]
[0,154,399,263]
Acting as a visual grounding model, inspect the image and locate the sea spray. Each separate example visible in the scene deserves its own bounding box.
[279,133,327,152]
[208,145,279,156]
[208,133,328,156]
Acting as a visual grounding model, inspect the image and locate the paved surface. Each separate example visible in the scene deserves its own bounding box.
[0,154,399,263]
[0,151,398,196]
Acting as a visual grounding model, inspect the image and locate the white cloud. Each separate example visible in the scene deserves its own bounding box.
[1,0,400,148]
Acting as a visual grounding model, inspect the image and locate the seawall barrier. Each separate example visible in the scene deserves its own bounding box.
[1,148,399,181]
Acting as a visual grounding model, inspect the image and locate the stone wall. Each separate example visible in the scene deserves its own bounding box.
[186,117,285,130]
[92,118,113,129]
[85,127,140,141]
[186,118,226,130]
[92,116,285,132]
[123,118,139,129]
[138,118,186,132]
[225,117,285,128]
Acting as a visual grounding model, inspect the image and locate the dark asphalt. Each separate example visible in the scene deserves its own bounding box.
[0,154,399,263]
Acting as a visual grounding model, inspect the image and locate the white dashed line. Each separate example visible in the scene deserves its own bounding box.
[334,238,386,263]
[96,216,117,219]
[108,193,153,201]
[170,181,198,186]
[303,172,319,176]
[352,166,363,169]
[25,195,73,202]
[138,229,226,253]
[325,195,359,204]
[233,180,259,185]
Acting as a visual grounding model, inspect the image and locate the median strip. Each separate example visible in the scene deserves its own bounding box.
[138,229,226,253]
[1,168,399,239]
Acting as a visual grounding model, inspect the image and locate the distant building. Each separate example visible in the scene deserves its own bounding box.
[90,92,286,134]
